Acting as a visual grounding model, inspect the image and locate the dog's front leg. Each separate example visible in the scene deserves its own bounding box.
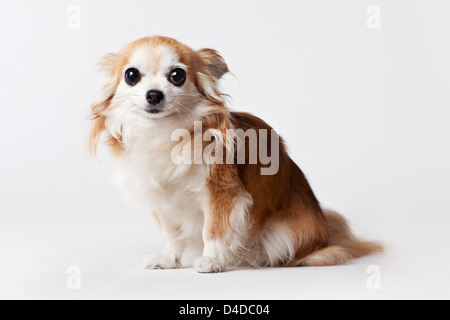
[195,239,227,273]
[195,205,232,273]
[195,165,253,273]
[145,215,185,269]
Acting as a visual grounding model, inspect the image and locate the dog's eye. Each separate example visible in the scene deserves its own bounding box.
[168,68,186,86]
[124,68,141,86]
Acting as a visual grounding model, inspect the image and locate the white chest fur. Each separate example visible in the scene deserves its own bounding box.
[111,113,209,239]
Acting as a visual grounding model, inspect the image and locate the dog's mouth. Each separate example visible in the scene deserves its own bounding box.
[140,103,178,119]
[145,107,163,114]
[140,99,189,118]
[144,103,165,114]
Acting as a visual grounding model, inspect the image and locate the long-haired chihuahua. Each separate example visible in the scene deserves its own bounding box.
[88,36,381,273]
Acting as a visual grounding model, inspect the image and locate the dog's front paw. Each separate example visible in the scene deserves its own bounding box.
[194,256,225,273]
[144,255,181,270]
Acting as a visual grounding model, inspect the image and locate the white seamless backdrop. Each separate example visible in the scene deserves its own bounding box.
[0,0,449,299]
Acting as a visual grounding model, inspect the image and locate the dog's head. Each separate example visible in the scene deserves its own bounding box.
[88,36,229,154]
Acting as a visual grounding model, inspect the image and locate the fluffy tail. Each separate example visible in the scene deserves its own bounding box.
[297,209,383,266]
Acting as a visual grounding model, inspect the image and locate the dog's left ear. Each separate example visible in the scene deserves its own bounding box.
[196,49,229,103]
[197,48,229,80]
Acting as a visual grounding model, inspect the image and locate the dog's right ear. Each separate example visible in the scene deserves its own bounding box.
[88,53,120,157]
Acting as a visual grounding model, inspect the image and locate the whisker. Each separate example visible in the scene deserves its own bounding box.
[172,101,195,115]
[116,103,139,120]
[114,93,141,98]
[175,93,202,99]
[172,105,183,117]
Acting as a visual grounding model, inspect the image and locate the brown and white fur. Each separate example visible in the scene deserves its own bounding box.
[88,36,382,273]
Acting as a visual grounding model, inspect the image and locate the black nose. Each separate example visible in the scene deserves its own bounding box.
[146,90,164,105]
